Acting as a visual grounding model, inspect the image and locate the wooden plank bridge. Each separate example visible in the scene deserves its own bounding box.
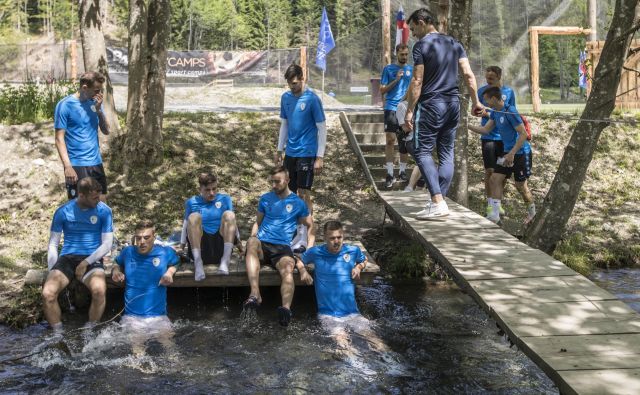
[341,111,640,395]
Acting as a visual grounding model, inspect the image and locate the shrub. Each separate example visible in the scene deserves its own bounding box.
[0,80,76,124]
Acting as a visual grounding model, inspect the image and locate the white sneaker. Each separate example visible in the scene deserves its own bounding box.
[402,186,413,192]
[415,200,449,220]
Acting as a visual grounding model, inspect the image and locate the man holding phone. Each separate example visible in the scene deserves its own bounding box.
[54,71,111,201]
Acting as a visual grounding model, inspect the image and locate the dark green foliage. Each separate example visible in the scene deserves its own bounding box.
[0,80,75,124]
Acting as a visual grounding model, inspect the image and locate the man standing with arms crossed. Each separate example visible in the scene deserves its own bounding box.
[54,71,111,201]
[404,8,483,219]
[275,64,327,251]
[380,43,413,188]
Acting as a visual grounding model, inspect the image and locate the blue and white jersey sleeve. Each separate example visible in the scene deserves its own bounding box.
[183,198,193,220]
[354,246,366,264]
[99,203,114,233]
[311,94,326,124]
[223,194,234,212]
[279,93,288,120]
[51,206,65,232]
[257,195,267,214]
[300,247,317,266]
[296,197,310,219]
[164,247,179,266]
[381,65,392,85]
[53,99,69,130]
[114,245,131,268]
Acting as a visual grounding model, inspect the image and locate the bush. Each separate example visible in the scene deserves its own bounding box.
[0,80,76,124]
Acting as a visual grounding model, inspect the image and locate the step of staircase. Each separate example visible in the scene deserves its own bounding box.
[355,133,387,145]
[347,113,384,124]
[369,166,414,180]
[374,179,410,191]
[363,154,415,166]
[351,123,385,134]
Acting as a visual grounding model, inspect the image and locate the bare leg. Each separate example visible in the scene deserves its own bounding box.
[85,271,107,323]
[490,173,507,200]
[384,132,396,172]
[187,213,205,280]
[297,188,315,247]
[514,180,533,204]
[408,167,421,190]
[276,256,295,309]
[218,211,237,274]
[484,168,494,198]
[42,270,70,327]
[245,237,263,304]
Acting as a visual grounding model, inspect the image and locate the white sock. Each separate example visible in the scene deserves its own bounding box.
[192,248,205,281]
[527,203,536,218]
[399,162,407,173]
[219,243,233,274]
[491,199,501,219]
[487,197,494,206]
[292,224,308,250]
[385,162,394,176]
[51,322,63,332]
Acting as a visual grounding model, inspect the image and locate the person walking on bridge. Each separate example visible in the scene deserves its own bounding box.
[403,8,483,219]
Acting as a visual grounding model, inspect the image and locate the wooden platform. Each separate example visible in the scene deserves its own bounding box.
[380,191,640,395]
[23,244,380,288]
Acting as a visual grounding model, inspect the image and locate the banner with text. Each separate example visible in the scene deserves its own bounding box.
[106,48,267,83]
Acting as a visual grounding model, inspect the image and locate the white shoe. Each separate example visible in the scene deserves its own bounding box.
[402,186,414,192]
[415,201,449,219]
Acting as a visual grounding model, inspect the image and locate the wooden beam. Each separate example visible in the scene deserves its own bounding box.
[381,0,391,66]
[528,26,591,36]
[70,39,77,82]
[529,29,541,112]
[300,46,307,81]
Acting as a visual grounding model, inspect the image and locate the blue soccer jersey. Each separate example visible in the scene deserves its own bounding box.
[301,244,366,317]
[381,64,413,111]
[478,85,516,141]
[184,194,233,235]
[412,33,467,103]
[54,95,103,166]
[280,88,326,158]
[489,103,531,155]
[115,245,179,317]
[256,191,309,246]
[51,199,113,256]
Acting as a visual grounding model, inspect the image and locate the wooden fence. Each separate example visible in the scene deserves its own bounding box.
[587,39,640,110]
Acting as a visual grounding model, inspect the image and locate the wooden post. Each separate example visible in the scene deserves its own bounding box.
[438,0,449,34]
[529,28,540,112]
[588,0,597,41]
[70,39,77,82]
[300,46,307,81]
[381,0,391,67]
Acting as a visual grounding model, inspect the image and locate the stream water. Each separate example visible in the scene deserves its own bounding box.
[0,279,559,393]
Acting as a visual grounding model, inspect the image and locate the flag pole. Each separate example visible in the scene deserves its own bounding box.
[322,70,325,103]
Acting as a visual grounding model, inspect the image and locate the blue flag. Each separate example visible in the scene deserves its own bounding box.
[316,7,335,71]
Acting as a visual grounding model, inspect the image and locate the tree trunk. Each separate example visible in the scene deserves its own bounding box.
[79,0,121,140]
[122,0,170,169]
[524,0,639,253]
[447,0,472,206]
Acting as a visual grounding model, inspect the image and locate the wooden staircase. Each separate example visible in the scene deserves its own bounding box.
[340,112,415,191]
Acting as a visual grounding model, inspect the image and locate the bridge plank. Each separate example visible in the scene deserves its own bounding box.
[374,189,640,395]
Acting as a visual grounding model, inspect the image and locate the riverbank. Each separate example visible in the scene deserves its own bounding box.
[0,110,638,326]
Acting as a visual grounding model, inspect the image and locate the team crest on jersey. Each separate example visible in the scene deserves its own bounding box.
[285,204,293,213]
[343,253,351,262]
[215,201,222,209]
[90,215,98,224]
[300,102,306,111]
[502,94,507,101]
[500,116,505,123]
[90,105,97,113]
[152,257,160,267]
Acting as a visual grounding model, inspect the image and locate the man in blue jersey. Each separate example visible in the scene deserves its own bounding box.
[469,86,535,224]
[112,220,178,350]
[404,8,483,219]
[42,177,114,331]
[54,71,111,201]
[180,172,240,281]
[380,43,413,188]
[275,64,327,251]
[300,221,393,370]
[244,166,314,326]
[477,66,516,215]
